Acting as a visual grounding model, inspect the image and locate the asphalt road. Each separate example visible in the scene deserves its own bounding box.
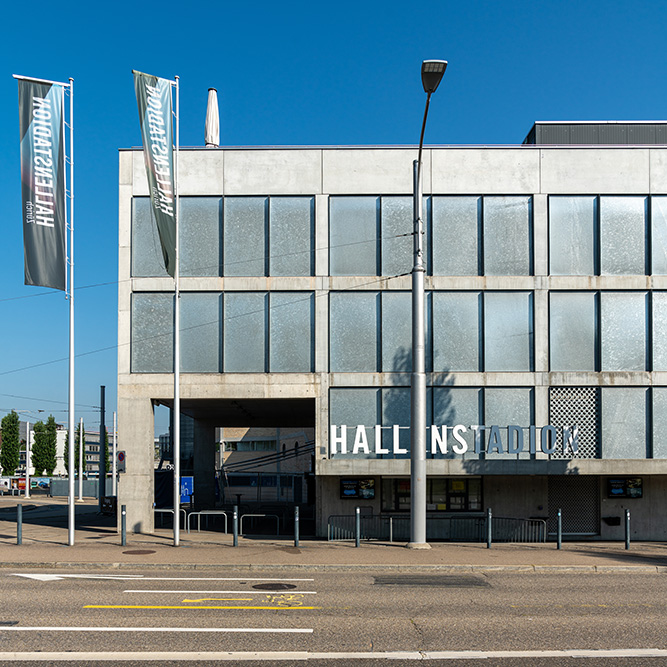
[1,568,667,664]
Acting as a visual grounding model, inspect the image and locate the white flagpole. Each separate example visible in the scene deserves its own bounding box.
[173,75,181,547]
[78,417,83,501]
[67,77,75,547]
[112,411,117,496]
[25,421,30,499]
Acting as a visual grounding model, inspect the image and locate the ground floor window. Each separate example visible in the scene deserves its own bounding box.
[381,477,482,512]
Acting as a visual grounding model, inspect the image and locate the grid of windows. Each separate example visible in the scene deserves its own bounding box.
[329,291,533,373]
[381,478,482,512]
[331,386,667,460]
[132,196,314,278]
[131,292,314,373]
[328,195,533,277]
[549,291,667,371]
[547,195,667,275]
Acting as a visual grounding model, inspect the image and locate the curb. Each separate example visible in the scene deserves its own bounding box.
[0,561,665,573]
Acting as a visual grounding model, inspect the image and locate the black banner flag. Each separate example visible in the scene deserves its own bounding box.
[18,79,66,290]
[133,71,176,277]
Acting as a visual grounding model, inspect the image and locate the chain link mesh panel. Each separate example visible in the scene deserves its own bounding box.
[549,387,600,459]
[548,476,600,535]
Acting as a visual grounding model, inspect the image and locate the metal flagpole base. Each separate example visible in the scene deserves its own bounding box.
[406,542,432,550]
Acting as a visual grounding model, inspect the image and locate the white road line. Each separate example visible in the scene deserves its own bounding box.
[0,627,312,634]
[11,574,313,582]
[0,648,664,661]
[123,590,317,594]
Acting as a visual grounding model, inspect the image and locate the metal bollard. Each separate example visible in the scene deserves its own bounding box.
[355,507,361,548]
[625,509,631,550]
[557,508,562,550]
[486,508,492,549]
[17,503,22,546]
[121,505,127,547]
[294,505,300,548]
[233,505,238,547]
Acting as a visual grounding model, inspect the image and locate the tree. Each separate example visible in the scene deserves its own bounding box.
[0,411,20,476]
[44,415,58,476]
[64,422,84,476]
[31,420,47,475]
[103,428,110,473]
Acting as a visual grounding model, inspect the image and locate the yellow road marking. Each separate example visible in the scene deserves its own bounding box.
[84,605,319,610]
[182,599,254,603]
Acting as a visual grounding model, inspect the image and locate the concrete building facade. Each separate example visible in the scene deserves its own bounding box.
[118,129,667,540]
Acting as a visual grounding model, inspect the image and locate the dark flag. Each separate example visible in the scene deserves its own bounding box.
[133,71,176,277]
[18,79,66,290]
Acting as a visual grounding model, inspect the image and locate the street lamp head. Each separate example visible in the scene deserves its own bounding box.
[421,60,447,94]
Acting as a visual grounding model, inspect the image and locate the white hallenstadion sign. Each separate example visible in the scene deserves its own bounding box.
[329,424,578,456]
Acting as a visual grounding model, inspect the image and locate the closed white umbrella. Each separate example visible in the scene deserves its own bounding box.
[205,88,219,147]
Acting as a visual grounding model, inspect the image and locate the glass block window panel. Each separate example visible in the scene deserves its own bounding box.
[484,292,533,371]
[432,387,481,459]
[329,292,379,372]
[224,197,267,276]
[549,196,596,275]
[601,292,647,371]
[654,293,667,371]
[600,196,647,275]
[601,388,647,459]
[653,388,667,458]
[652,197,667,275]
[131,197,169,278]
[484,388,533,459]
[330,197,378,276]
[549,292,597,371]
[381,197,413,276]
[269,197,314,277]
[180,293,221,372]
[432,196,481,276]
[131,293,173,372]
[223,292,266,372]
[483,196,532,276]
[549,387,600,459]
[180,197,221,277]
[381,388,411,457]
[432,292,480,372]
[329,388,380,459]
[269,292,314,372]
[381,292,411,372]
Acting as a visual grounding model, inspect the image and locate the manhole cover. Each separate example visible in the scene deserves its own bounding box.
[252,583,297,591]
[373,575,490,588]
[122,550,156,555]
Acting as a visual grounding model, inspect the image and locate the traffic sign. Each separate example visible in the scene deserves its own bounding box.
[180,476,194,503]
[117,450,126,473]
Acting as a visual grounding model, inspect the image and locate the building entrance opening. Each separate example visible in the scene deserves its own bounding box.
[155,397,316,535]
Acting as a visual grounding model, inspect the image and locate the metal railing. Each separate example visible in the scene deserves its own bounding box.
[187,510,228,534]
[154,507,187,529]
[327,513,546,544]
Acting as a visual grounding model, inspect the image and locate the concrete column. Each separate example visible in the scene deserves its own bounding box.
[315,194,329,277]
[193,420,217,509]
[533,195,548,277]
[117,395,155,533]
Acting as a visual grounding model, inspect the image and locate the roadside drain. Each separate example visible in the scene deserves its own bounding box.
[122,550,156,555]
[373,575,490,588]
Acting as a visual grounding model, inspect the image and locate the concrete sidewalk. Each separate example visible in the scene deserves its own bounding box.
[1,495,667,573]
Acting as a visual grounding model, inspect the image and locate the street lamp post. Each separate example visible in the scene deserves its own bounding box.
[408,59,447,549]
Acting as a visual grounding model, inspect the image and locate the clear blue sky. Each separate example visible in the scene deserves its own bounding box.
[0,0,665,434]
